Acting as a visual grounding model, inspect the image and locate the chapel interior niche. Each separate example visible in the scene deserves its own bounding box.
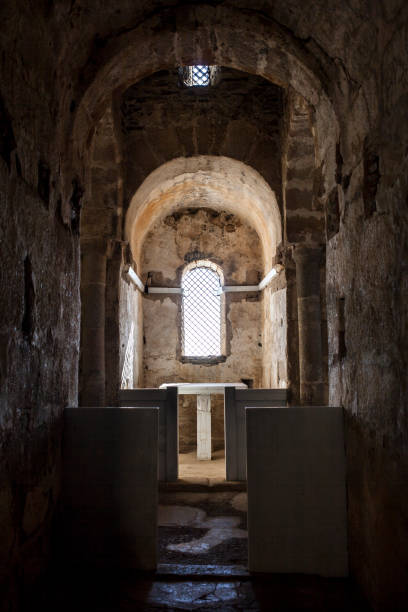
[141,207,264,472]
[114,66,290,475]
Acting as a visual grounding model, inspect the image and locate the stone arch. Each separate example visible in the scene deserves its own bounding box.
[72,4,343,408]
[5,3,407,609]
[126,156,281,272]
[120,67,284,213]
[124,156,282,401]
[284,91,324,246]
[80,106,124,245]
[65,5,339,202]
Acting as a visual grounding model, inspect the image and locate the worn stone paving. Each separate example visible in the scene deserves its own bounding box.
[158,492,248,567]
[121,576,369,611]
[122,579,260,610]
[44,570,370,611]
[43,485,369,611]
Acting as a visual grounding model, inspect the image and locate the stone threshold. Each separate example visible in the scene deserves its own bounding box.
[156,563,250,579]
[159,478,247,492]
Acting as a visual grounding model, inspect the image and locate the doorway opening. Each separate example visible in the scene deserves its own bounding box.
[177,391,226,483]
[178,259,227,481]
[122,155,282,570]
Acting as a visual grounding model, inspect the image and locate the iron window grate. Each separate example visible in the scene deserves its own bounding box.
[182,265,222,357]
[192,65,210,86]
[180,65,218,87]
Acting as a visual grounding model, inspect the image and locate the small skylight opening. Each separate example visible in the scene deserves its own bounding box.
[180,65,218,88]
[192,65,210,86]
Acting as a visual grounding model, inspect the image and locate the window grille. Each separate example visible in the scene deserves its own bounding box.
[180,65,218,87]
[121,322,134,389]
[191,65,210,86]
[182,262,222,357]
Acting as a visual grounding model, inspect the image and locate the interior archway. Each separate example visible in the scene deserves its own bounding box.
[121,155,285,487]
[3,1,406,608]
[71,13,336,416]
[72,7,337,414]
[126,156,282,272]
[68,5,339,204]
[69,0,351,591]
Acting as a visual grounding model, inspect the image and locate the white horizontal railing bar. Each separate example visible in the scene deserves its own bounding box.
[124,265,145,293]
[139,265,284,296]
[221,285,259,293]
[258,264,284,291]
[148,287,183,294]
[149,285,260,294]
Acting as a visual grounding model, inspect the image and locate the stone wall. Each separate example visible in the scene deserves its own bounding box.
[141,208,263,451]
[0,3,407,611]
[262,283,287,389]
[327,80,408,608]
[121,67,283,210]
[0,88,80,609]
[281,92,328,405]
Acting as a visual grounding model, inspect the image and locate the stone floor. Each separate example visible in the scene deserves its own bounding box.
[121,574,370,611]
[44,567,370,611]
[43,489,370,611]
[158,491,248,567]
[178,449,226,480]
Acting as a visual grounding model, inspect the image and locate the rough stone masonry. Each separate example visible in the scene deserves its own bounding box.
[0,3,407,611]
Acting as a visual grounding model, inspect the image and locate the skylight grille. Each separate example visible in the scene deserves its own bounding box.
[182,265,222,357]
[180,65,218,87]
[192,65,210,86]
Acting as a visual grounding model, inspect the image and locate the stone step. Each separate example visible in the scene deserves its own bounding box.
[156,563,250,579]
[159,478,247,492]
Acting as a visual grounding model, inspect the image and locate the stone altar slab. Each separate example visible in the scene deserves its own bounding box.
[160,382,247,461]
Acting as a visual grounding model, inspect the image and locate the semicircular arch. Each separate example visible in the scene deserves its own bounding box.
[67,4,339,204]
[126,156,281,272]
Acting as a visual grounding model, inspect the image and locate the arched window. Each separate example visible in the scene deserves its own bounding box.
[181,261,224,358]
